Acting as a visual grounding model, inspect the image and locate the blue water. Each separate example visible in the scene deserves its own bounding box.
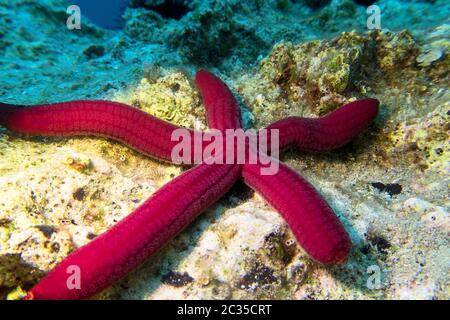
[70,0,130,29]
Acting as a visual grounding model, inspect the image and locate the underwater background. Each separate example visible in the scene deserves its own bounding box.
[0,0,448,299]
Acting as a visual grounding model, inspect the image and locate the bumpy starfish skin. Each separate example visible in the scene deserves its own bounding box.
[195,70,243,130]
[266,99,379,152]
[0,70,379,300]
[0,101,199,163]
[243,158,351,264]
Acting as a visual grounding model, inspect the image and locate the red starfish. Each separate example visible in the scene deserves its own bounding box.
[0,70,379,300]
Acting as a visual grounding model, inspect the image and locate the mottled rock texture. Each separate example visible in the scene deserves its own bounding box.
[0,0,448,300]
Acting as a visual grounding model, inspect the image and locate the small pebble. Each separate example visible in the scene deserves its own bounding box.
[416,48,444,67]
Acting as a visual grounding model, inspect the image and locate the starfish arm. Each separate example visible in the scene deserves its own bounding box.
[0,101,204,163]
[27,162,241,300]
[195,70,242,130]
[266,98,379,152]
[242,159,351,264]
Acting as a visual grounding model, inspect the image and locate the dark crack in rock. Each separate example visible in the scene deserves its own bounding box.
[371,182,403,197]
[161,271,194,287]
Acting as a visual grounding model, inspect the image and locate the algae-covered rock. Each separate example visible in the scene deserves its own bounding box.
[242,28,448,125]
[0,0,448,301]
[256,31,374,119]
[388,103,449,174]
[117,70,206,130]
